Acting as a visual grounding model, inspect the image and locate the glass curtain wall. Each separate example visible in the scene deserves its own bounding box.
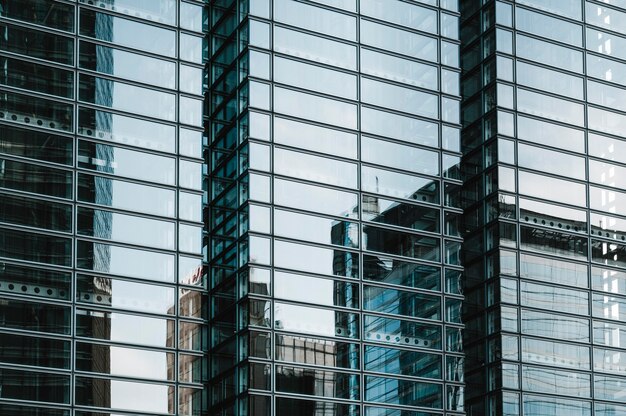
[0,0,207,415]
[461,1,626,415]
[207,0,463,415]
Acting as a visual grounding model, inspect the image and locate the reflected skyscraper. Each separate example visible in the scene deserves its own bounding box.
[208,0,462,415]
[3,0,626,416]
[461,1,626,415]
[0,0,206,415]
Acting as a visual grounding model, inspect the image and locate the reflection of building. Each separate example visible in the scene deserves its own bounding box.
[461,2,626,415]
[0,0,206,414]
[6,0,626,414]
[208,0,462,414]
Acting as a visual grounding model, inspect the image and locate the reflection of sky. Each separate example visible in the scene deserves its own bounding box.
[110,345,169,380]
[275,302,337,337]
[110,312,169,347]
[108,279,174,314]
[92,211,175,250]
[110,379,169,413]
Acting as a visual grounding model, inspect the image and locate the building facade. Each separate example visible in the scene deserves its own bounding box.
[2,1,626,416]
[461,1,626,415]
[0,0,207,415]
[207,0,463,415]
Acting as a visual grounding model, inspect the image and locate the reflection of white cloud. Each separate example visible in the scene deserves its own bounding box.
[110,345,169,380]
[275,303,337,337]
[110,313,168,347]
[110,379,169,413]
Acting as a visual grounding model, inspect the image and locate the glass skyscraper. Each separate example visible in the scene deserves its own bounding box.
[208,0,462,415]
[0,0,207,415]
[2,1,626,416]
[461,1,626,415]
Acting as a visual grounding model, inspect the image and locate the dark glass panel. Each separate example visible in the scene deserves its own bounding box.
[0,297,70,334]
[0,332,70,369]
[0,227,72,266]
[363,196,440,233]
[276,397,360,416]
[0,22,74,64]
[0,0,74,31]
[0,56,74,98]
[0,193,72,232]
[275,365,359,400]
[0,404,68,416]
[0,158,72,198]
[363,255,441,291]
[275,333,360,370]
[0,124,73,165]
[0,262,71,301]
[592,239,626,269]
[363,225,440,262]
[364,345,441,379]
[363,285,441,321]
[0,90,73,131]
[0,368,70,403]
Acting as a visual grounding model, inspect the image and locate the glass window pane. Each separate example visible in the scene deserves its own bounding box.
[0,22,74,64]
[78,107,176,153]
[76,274,175,315]
[77,240,175,282]
[76,308,174,348]
[77,173,176,217]
[362,136,439,176]
[79,9,176,57]
[274,0,356,41]
[79,41,176,89]
[274,86,357,130]
[360,19,437,62]
[274,26,357,70]
[361,78,438,120]
[274,147,358,189]
[79,74,176,121]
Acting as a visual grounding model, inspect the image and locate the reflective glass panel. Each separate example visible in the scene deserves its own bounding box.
[273,26,357,70]
[274,116,358,159]
[0,22,74,64]
[77,173,176,217]
[275,147,358,189]
[360,19,437,62]
[78,107,176,153]
[79,9,176,57]
[362,136,439,176]
[77,240,175,282]
[274,0,356,40]
[79,41,176,89]
[76,308,174,348]
[78,140,176,185]
[76,274,175,315]
[363,226,440,262]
